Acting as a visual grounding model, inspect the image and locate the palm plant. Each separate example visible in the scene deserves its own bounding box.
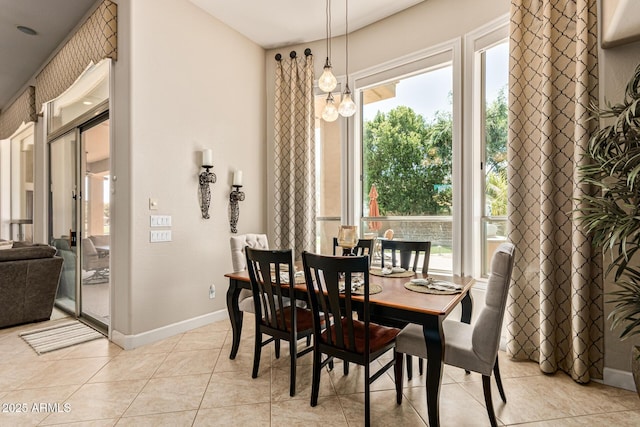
[578,63,640,340]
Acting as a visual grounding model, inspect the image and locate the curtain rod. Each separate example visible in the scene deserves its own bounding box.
[275,48,312,61]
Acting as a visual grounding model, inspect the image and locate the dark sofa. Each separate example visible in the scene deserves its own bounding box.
[0,241,64,328]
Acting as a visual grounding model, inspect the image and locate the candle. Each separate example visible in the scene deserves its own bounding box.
[233,170,243,186]
[202,149,213,167]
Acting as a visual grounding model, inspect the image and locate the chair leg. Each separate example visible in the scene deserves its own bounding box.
[406,354,413,380]
[418,357,423,376]
[395,351,404,404]
[275,339,281,359]
[289,340,297,397]
[344,361,349,375]
[306,335,311,346]
[252,332,262,379]
[482,375,498,427]
[310,349,322,407]
[494,358,507,403]
[365,362,371,427]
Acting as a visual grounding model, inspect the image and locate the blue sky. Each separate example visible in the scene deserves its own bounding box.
[362,43,508,122]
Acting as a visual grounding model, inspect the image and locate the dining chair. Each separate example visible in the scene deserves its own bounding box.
[378,239,432,378]
[380,239,431,273]
[302,251,401,426]
[332,237,375,257]
[229,233,270,314]
[245,247,314,397]
[394,242,516,427]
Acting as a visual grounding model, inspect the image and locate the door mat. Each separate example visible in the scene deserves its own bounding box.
[20,320,105,354]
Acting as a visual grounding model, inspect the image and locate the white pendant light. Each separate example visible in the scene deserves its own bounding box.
[338,0,356,117]
[322,93,339,122]
[318,0,337,93]
[319,60,337,93]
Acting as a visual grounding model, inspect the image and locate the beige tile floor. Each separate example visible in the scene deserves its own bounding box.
[1,311,640,426]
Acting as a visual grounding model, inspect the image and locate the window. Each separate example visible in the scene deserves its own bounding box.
[466,18,509,278]
[354,44,461,273]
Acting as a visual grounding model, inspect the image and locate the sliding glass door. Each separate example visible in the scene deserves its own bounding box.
[50,131,79,314]
[49,114,111,330]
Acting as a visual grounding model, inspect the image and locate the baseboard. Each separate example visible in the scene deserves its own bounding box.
[110,309,229,350]
[603,367,637,392]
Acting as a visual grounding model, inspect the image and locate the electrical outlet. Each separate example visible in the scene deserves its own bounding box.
[209,284,216,299]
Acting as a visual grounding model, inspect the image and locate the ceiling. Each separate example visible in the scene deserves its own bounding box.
[0,0,97,110]
[190,0,424,49]
[0,0,423,112]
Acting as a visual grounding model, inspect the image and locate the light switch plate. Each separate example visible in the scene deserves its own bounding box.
[150,230,172,242]
[150,215,172,227]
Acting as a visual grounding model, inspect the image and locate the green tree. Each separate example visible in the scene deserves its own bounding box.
[484,87,508,215]
[363,106,452,215]
[485,88,508,175]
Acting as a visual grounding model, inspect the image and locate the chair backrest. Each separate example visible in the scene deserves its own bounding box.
[230,233,269,272]
[380,240,431,273]
[302,251,370,354]
[332,237,375,256]
[245,248,296,331]
[471,242,515,365]
[82,238,98,257]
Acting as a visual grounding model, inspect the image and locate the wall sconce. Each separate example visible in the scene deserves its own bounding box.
[199,149,216,219]
[229,170,245,233]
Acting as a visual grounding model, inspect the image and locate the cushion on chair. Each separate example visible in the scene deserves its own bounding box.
[230,233,269,272]
[321,318,400,354]
[263,306,315,332]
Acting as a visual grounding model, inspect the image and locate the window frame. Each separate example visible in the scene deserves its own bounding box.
[352,39,463,275]
[463,15,509,280]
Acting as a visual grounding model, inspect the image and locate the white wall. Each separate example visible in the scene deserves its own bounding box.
[113,0,266,339]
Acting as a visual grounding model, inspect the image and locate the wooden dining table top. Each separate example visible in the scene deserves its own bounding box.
[224,268,474,318]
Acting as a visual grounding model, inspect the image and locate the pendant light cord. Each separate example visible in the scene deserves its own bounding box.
[326,0,332,62]
[345,0,349,80]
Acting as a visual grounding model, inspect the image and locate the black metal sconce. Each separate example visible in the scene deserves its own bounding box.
[229,170,244,233]
[199,149,216,219]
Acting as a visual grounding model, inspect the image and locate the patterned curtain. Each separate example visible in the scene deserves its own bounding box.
[273,52,316,259]
[506,0,603,383]
[0,86,36,140]
[35,0,117,110]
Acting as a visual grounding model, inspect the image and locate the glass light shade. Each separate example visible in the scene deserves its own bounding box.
[337,225,358,249]
[338,91,356,117]
[318,63,337,92]
[322,95,339,122]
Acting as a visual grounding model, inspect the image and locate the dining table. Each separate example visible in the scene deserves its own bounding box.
[225,266,474,427]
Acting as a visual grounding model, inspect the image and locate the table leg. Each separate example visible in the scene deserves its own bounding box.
[227,278,244,359]
[461,292,473,324]
[424,316,444,427]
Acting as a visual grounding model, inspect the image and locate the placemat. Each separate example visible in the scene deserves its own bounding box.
[342,283,383,295]
[404,281,462,295]
[369,268,416,278]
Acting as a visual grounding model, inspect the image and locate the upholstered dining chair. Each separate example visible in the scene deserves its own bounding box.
[394,242,516,427]
[302,252,401,427]
[332,237,375,257]
[245,248,314,397]
[229,233,270,314]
